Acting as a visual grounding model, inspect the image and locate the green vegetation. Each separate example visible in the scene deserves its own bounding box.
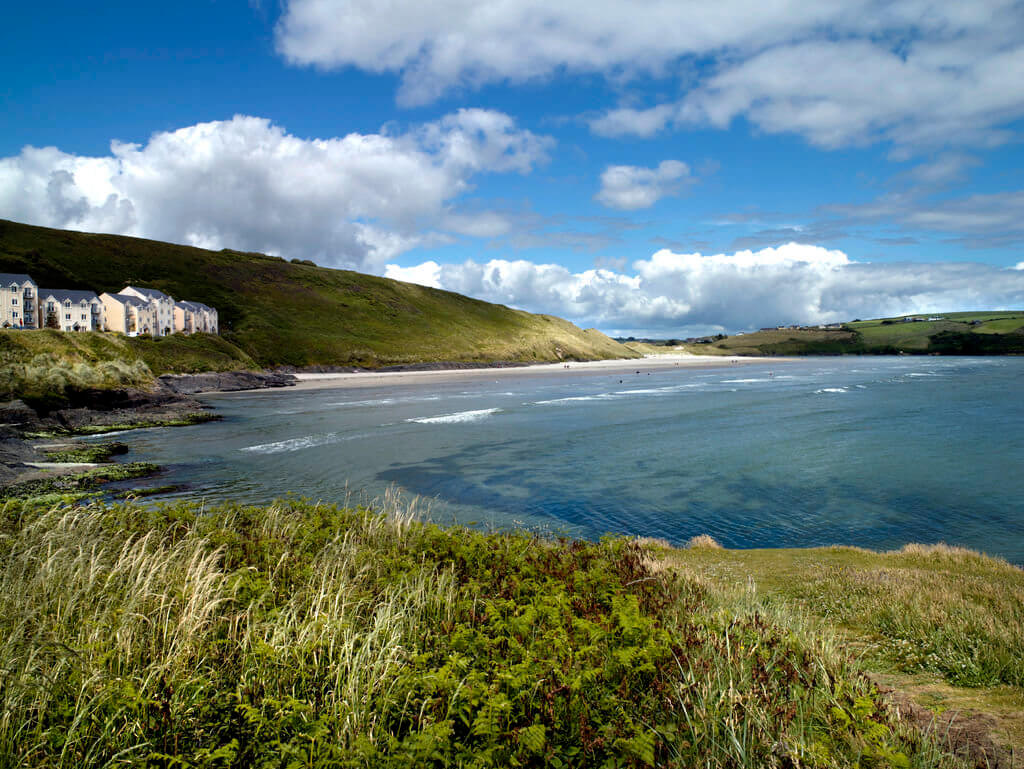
[659,541,1024,755]
[0,497,967,768]
[0,328,256,399]
[42,441,129,463]
[0,219,636,368]
[0,462,159,502]
[27,413,221,438]
[682,311,1024,356]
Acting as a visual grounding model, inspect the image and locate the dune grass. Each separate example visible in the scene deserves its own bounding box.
[0,496,968,768]
[0,329,258,401]
[659,541,1024,758]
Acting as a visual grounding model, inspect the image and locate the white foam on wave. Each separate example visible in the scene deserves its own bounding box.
[613,386,680,396]
[533,394,611,405]
[327,394,443,407]
[242,432,342,454]
[408,408,501,424]
[241,431,374,454]
[814,387,848,394]
[907,372,940,377]
[722,378,772,384]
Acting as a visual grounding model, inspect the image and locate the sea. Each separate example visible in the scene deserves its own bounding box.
[94,356,1024,564]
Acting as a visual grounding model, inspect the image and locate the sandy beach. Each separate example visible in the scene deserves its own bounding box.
[283,354,794,392]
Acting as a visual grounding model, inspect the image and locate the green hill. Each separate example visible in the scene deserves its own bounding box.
[0,219,636,368]
[682,312,1024,356]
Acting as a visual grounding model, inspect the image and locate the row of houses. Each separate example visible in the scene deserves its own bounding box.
[0,273,218,336]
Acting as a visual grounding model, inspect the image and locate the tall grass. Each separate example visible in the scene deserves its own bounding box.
[0,498,968,768]
[0,353,153,400]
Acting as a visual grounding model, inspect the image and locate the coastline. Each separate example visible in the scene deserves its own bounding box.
[274,354,795,393]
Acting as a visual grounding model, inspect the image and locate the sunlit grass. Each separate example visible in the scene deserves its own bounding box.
[0,497,970,768]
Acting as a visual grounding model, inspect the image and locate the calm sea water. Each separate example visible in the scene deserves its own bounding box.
[95,357,1024,564]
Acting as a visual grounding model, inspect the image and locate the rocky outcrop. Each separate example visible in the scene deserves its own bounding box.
[157,370,297,394]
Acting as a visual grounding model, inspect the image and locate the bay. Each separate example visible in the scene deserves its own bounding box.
[98,356,1024,564]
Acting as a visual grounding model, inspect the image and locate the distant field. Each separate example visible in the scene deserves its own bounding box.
[679,311,1024,356]
[847,312,1024,351]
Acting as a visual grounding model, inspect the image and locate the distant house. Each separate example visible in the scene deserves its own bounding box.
[0,273,39,329]
[120,286,175,336]
[37,289,104,332]
[100,293,157,337]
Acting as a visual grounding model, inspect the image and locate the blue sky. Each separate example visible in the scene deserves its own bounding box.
[3,0,1024,336]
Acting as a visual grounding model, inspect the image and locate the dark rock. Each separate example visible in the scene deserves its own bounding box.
[157,370,297,394]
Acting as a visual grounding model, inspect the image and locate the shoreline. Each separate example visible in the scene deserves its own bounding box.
[249,354,795,394]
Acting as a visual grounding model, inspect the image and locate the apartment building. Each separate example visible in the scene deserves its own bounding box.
[99,293,158,337]
[120,286,175,336]
[0,272,218,337]
[174,300,219,335]
[0,273,38,329]
[38,289,104,332]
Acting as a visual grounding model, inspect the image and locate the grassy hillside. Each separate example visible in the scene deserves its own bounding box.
[0,219,636,368]
[660,540,1024,760]
[0,495,971,768]
[0,328,256,399]
[682,312,1024,356]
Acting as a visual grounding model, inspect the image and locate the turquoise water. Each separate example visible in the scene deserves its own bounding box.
[101,357,1024,563]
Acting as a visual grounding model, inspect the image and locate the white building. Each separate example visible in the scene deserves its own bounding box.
[38,289,104,332]
[0,273,38,329]
[120,286,175,336]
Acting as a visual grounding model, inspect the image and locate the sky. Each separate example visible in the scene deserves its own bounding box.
[2,0,1024,337]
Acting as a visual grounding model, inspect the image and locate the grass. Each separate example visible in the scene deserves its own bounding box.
[42,441,129,463]
[0,328,257,399]
[0,496,969,768]
[25,413,221,439]
[0,462,159,502]
[0,219,638,368]
[679,311,1024,357]
[658,541,1024,757]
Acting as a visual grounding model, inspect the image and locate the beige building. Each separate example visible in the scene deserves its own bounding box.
[0,273,39,329]
[174,300,219,334]
[120,286,175,336]
[38,289,104,332]
[100,293,158,337]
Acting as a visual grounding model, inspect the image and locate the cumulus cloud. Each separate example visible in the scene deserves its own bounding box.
[385,243,1024,335]
[595,160,692,210]
[277,0,1024,152]
[0,112,551,270]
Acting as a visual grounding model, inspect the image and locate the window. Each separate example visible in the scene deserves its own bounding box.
[65,314,71,320]
[11,299,17,305]
[81,314,87,320]
[12,311,17,318]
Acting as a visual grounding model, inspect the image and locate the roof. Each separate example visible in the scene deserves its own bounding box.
[100,292,150,309]
[175,300,215,312]
[0,273,35,286]
[122,285,173,302]
[39,288,100,304]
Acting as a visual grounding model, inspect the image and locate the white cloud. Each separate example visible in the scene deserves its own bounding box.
[590,105,675,139]
[277,0,1024,152]
[1015,262,1024,270]
[386,243,1024,334]
[0,112,551,270]
[595,160,692,210]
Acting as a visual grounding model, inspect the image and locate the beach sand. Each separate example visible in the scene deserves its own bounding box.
[282,354,794,392]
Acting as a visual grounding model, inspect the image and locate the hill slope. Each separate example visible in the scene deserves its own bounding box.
[679,312,1024,356]
[0,219,636,367]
